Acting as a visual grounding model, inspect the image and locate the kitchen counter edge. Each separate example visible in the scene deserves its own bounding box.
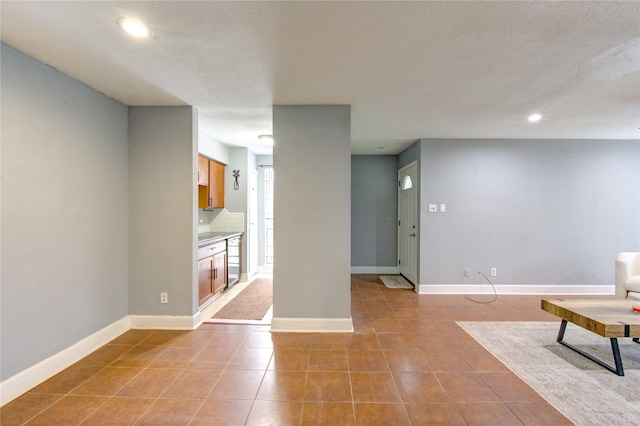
[198,231,243,246]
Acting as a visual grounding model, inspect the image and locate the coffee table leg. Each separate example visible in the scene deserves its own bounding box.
[555,319,625,376]
[556,319,568,342]
[610,338,623,376]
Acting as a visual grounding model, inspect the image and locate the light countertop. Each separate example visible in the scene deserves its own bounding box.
[198,231,243,245]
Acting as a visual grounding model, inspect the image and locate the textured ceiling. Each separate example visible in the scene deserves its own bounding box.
[1,1,639,155]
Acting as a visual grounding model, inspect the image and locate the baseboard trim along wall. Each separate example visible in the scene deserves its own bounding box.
[416,284,615,295]
[271,317,354,333]
[129,313,201,330]
[0,316,130,407]
[351,266,399,274]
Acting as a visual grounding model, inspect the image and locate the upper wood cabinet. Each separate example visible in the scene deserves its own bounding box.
[197,156,209,186]
[197,155,225,209]
[209,160,225,208]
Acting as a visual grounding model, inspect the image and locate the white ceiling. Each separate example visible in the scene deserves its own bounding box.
[1,1,639,155]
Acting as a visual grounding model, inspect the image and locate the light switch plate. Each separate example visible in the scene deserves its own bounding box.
[440,204,446,212]
[429,204,437,213]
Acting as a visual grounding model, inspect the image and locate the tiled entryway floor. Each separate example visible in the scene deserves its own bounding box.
[2,274,573,425]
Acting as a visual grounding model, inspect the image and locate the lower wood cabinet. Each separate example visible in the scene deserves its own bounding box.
[198,241,227,306]
[212,251,227,294]
[198,257,215,306]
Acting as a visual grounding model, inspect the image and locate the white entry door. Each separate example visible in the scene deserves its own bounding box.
[249,169,259,276]
[398,161,418,285]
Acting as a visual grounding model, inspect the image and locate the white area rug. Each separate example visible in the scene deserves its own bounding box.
[380,275,414,289]
[458,321,640,426]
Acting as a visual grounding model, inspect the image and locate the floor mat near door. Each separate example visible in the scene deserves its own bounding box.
[209,278,272,320]
[380,275,414,289]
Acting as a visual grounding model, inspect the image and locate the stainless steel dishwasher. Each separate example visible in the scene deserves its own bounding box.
[226,235,241,288]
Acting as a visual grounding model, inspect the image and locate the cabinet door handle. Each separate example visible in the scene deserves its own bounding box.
[214,268,217,279]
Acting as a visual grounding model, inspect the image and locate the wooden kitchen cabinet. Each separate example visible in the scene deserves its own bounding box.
[197,155,209,186]
[212,250,227,294]
[198,257,215,306]
[197,240,227,306]
[197,155,225,209]
[209,160,225,208]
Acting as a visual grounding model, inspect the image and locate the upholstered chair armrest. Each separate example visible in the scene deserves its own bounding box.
[615,252,640,299]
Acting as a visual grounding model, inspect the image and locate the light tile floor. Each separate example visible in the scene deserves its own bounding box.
[1,274,573,425]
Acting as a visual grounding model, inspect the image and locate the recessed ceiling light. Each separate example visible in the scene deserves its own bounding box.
[528,113,542,123]
[258,135,274,147]
[117,18,150,38]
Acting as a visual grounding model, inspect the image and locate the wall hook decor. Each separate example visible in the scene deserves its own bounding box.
[232,169,240,190]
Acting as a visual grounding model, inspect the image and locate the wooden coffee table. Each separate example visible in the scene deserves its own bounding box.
[541,298,640,376]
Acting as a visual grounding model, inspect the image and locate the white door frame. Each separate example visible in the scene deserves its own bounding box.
[397,161,418,288]
[248,169,259,277]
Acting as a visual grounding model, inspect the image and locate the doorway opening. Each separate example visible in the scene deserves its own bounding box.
[200,165,274,325]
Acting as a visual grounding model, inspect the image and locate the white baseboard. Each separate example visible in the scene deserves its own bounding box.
[351,266,399,274]
[416,284,615,295]
[129,313,201,330]
[192,311,203,329]
[271,317,354,333]
[0,316,130,407]
[256,264,273,274]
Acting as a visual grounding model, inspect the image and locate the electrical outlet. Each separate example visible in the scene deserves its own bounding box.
[160,293,168,304]
[464,267,470,277]
[490,268,497,277]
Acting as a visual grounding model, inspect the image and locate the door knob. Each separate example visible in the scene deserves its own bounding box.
[409,233,416,237]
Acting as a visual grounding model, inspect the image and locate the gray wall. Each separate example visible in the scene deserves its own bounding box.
[416,138,640,287]
[1,44,129,380]
[198,133,230,165]
[128,107,198,316]
[351,156,398,267]
[225,148,248,214]
[398,140,420,169]
[273,105,351,320]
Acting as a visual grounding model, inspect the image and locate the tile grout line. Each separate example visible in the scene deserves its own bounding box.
[375,327,413,425]
[124,333,191,426]
[241,330,275,426]
[297,346,311,426]
[43,334,164,426]
[126,331,212,425]
[188,331,244,425]
[78,344,154,425]
[14,393,66,426]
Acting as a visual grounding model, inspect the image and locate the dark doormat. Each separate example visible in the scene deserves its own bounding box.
[210,278,273,320]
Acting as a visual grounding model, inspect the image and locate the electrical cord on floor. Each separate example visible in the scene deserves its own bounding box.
[465,271,498,304]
